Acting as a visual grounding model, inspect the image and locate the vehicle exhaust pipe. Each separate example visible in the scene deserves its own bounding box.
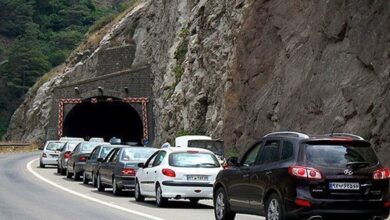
[308,216,322,220]
[174,195,181,200]
[372,216,384,220]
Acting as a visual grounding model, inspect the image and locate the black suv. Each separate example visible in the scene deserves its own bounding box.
[213,132,390,220]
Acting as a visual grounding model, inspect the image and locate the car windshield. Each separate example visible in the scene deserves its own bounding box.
[46,142,65,151]
[80,142,104,153]
[169,152,220,168]
[100,146,113,158]
[305,142,379,168]
[121,148,156,161]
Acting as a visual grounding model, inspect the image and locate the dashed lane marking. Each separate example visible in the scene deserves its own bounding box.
[27,158,165,220]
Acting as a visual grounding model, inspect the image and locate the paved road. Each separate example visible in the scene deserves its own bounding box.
[0,152,261,220]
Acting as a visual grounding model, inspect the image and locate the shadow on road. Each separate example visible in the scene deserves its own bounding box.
[128,199,213,209]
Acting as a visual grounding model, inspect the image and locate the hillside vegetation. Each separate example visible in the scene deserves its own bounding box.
[0,0,134,138]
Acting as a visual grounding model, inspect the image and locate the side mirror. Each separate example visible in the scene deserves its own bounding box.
[97,158,104,162]
[227,157,239,166]
[137,162,145,168]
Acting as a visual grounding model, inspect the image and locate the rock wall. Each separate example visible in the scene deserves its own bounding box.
[5,0,390,164]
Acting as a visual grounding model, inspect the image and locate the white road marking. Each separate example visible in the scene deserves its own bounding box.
[27,158,165,220]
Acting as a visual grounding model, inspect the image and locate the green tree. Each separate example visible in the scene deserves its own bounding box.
[3,37,51,96]
[0,0,35,37]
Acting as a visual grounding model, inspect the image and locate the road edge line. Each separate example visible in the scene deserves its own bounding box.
[27,158,165,220]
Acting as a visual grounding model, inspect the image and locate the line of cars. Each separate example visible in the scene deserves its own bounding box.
[39,132,390,220]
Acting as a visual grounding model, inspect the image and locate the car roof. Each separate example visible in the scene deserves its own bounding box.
[262,131,368,142]
[164,147,214,154]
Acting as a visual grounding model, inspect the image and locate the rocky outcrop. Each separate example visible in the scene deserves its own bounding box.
[5,0,390,164]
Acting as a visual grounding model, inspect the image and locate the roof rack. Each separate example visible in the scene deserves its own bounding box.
[325,133,365,140]
[263,132,309,139]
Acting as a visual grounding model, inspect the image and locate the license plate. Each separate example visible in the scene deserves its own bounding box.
[329,182,360,190]
[187,175,208,181]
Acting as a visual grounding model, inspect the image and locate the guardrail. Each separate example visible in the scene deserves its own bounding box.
[0,143,37,153]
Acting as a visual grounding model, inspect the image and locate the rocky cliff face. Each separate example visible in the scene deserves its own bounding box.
[5,0,390,163]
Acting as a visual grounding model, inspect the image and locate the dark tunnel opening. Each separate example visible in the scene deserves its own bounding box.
[63,97,143,144]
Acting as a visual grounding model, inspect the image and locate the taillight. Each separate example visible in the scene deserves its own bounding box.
[222,164,229,169]
[384,201,390,208]
[121,168,136,176]
[295,198,311,207]
[187,150,199,154]
[64,152,71,159]
[162,168,176,177]
[42,153,47,158]
[289,166,322,180]
[373,168,390,180]
[78,156,87,162]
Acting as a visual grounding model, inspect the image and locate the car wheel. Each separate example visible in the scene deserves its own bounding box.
[39,160,45,168]
[112,177,122,196]
[60,167,66,175]
[82,172,88,184]
[97,174,105,192]
[135,180,145,202]
[57,166,61,174]
[92,172,97,187]
[214,187,236,220]
[66,167,72,179]
[265,193,285,220]
[73,167,80,181]
[189,198,199,205]
[156,184,167,207]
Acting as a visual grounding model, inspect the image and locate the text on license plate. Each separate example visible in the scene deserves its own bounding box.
[187,175,208,181]
[329,182,360,190]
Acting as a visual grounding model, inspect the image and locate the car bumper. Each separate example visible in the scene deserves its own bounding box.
[41,157,58,165]
[161,181,213,199]
[74,162,86,174]
[117,176,136,189]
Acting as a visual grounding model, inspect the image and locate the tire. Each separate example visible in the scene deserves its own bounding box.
[92,172,97,187]
[73,167,80,181]
[156,184,168,207]
[39,161,45,168]
[189,198,199,205]
[82,172,89,184]
[60,167,66,175]
[97,174,105,192]
[57,167,61,174]
[66,167,72,179]
[265,193,285,220]
[112,177,122,196]
[135,180,145,202]
[214,187,236,220]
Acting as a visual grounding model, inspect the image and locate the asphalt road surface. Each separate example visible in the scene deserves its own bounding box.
[0,152,261,220]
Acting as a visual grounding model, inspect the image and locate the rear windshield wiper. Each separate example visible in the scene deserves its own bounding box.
[346,162,371,168]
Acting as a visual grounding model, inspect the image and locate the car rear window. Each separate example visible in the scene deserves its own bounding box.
[305,142,379,168]
[80,142,104,153]
[46,142,65,151]
[121,148,156,161]
[169,152,220,168]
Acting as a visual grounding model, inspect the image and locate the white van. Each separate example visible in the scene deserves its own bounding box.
[175,135,212,148]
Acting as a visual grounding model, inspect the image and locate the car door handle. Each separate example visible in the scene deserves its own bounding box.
[265,171,272,175]
[146,172,148,174]
[154,171,157,173]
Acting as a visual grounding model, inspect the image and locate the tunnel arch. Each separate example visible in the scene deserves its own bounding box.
[62,96,143,144]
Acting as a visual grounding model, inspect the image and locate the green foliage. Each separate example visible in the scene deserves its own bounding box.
[88,12,117,33]
[225,147,240,158]
[0,0,35,37]
[176,125,207,137]
[173,27,190,82]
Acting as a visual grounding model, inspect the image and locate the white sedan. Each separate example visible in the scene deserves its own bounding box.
[135,147,222,207]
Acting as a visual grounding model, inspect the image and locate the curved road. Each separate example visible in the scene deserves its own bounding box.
[0,152,260,220]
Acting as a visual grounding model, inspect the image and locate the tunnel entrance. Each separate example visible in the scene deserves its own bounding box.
[62,97,143,144]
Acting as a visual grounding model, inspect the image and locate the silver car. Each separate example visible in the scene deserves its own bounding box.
[57,141,82,175]
[39,141,66,168]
